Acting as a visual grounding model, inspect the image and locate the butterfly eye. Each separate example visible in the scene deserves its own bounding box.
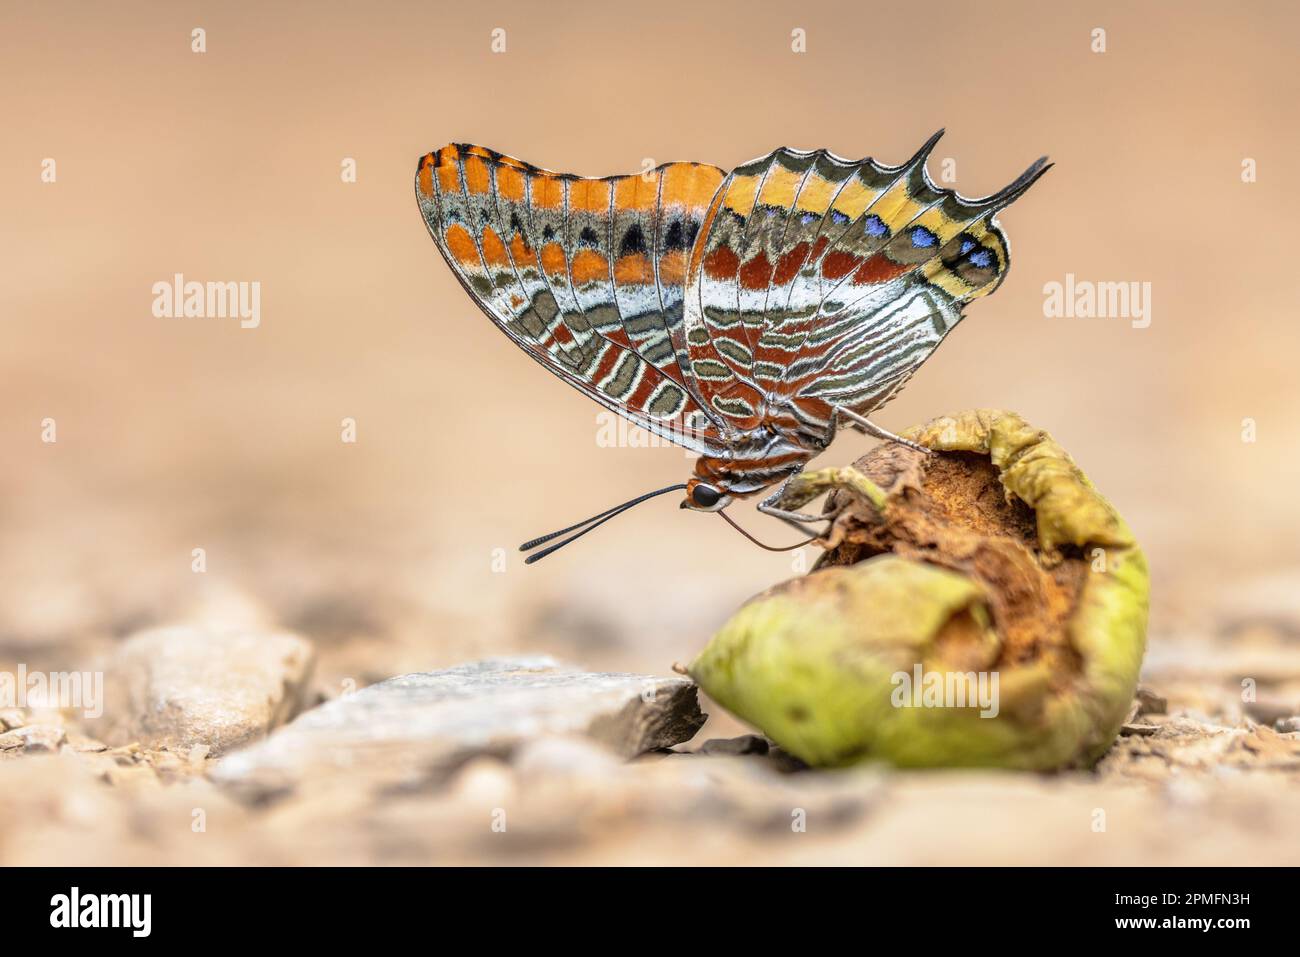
[692,484,723,508]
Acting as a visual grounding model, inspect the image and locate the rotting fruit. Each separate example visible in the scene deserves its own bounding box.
[688,410,1149,770]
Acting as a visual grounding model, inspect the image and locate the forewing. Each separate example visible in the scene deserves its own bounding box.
[416,144,730,454]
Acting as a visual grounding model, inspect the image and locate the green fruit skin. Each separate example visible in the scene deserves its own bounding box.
[688,410,1149,771]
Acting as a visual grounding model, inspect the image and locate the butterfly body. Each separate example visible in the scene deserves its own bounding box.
[416,135,1048,528]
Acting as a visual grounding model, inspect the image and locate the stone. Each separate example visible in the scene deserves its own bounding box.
[1276,716,1300,734]
[699,734,770,756]
[66,733,108,753]
[90,626,315,756]
[766,747,811,773]
[1244,696,1299,726]
[448,757,516,807]
[4,724,67,752]
[1135,686,1167,716]
[213,656,705,802]
[0,709,27,731]
[1120,722,1160,737]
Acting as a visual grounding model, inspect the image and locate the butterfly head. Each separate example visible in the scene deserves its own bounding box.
[683,442,808,513]
[680,479,733,513]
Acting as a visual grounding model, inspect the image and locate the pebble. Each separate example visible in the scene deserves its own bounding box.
[90,625,316,755]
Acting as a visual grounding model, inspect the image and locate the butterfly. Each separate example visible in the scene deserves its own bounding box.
[416,132,1048,561]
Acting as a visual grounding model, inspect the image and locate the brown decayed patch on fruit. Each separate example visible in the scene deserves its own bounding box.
[816,446,1087,685]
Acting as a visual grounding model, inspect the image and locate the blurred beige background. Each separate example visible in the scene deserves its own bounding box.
[3,0,1298,686]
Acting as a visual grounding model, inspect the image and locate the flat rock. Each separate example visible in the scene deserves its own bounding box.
[213,656,705,802]
[1120,722,1160,737]
[89,626,315,756]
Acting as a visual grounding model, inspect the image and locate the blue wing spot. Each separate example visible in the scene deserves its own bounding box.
[800,212,817,224]
[969,248,994,269]
[958,237,976,254]
[910,226,938,248]
[830,210,850,226]
[864,214,888,237]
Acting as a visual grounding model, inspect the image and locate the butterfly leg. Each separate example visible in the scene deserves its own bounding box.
[835,406,931,455]
[757,470,831,532]
[757,495,828,532]
[757,466,889,534]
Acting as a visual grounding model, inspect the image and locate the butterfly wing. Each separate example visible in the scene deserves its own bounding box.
[684,132,1049,448]
[416,144,731,455]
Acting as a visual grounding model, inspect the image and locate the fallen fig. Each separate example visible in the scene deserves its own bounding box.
[688,410,1149,770]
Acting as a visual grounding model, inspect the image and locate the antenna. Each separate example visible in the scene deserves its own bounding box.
[519,483,688,564]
